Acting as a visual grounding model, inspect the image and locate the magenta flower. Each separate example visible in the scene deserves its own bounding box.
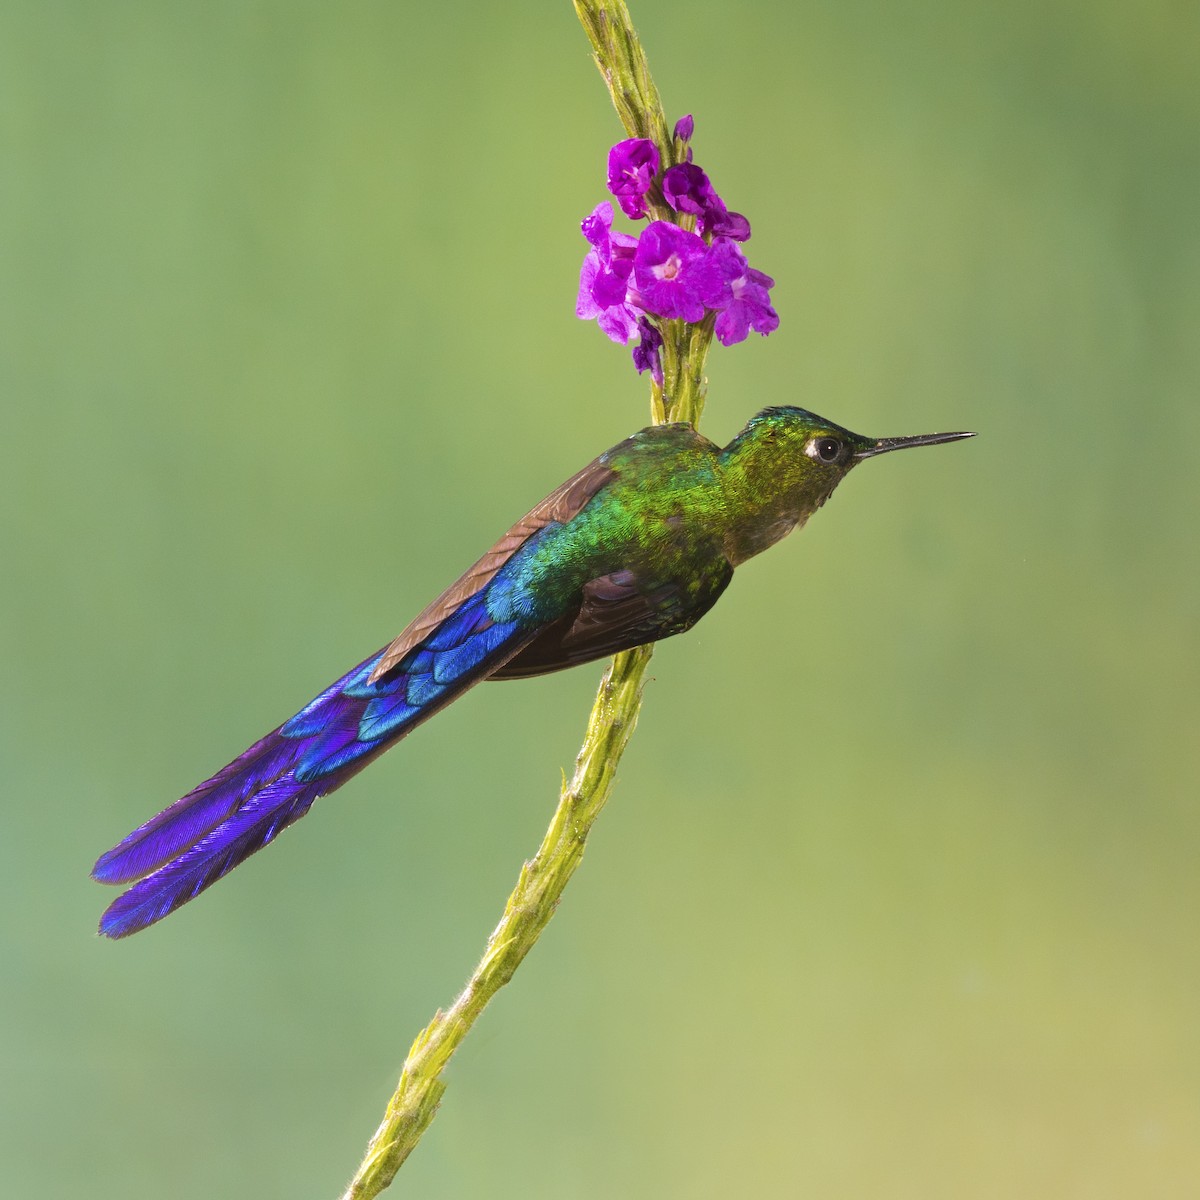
[703,239,779,346]
[576,202,640,343]
[576,120,779,371]
[607,138,661,220]
[661,163,751,242]
[632,221,714,323]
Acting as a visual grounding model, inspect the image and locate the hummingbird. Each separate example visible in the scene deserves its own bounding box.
[93,406,973,938]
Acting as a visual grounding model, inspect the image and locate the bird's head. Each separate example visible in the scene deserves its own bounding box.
[720,407,975,562]
[751,404,973,468]
[749,405,973,484]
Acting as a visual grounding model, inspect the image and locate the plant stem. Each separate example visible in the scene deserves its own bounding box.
[340,5,713,1195]
[340,643,654,1200]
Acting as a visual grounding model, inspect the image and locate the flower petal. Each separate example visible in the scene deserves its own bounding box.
[633,221,713,323]
[598,303,639,344]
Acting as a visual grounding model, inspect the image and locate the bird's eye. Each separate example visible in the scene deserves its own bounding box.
[810,437,842,463]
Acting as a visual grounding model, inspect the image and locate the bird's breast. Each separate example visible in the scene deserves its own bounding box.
[724,512,802,566]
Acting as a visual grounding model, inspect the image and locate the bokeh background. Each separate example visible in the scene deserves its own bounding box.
[3,1,1197,1196]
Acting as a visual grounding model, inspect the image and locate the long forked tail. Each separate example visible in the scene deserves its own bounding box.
[93,591,536,938]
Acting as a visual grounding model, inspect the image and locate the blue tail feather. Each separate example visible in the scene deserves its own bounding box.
[99,780,322,939]
[90,731,299,885]
[94,590,537,937]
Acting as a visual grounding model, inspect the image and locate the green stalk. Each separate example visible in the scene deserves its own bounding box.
[339,642,654,1200]
[339,5,712,1195]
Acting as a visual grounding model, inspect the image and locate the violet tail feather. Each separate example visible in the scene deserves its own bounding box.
[93,593,535,938]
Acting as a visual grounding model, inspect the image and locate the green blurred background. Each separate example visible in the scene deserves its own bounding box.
[2,1,1197,1196]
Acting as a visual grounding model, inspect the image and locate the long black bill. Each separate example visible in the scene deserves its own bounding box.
[855,430,976,459]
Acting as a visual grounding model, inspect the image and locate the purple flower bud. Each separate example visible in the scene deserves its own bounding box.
[631,316,664,385]
[607,138,661,220]
[673,114,694,143]
[661,163,719,217]
[633,221,714,323]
